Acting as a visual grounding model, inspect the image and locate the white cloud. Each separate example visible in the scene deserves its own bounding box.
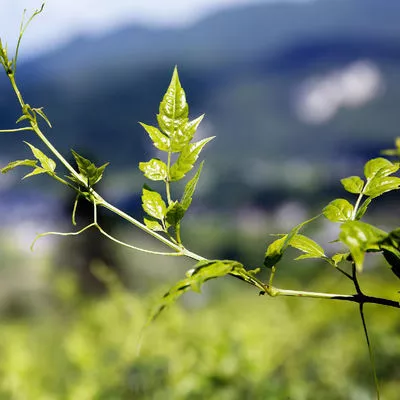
[293,60,385,124]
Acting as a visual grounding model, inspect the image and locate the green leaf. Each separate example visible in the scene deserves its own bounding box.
[139,158,167,181]
[157,66,189,140]
[364,176,400,198]
[382,248,400,280]
[323,199,353,223]
[181,162,204,211]
[144,217,164,232]
[364,157,398,180]
[33,107,52,128]
[148,260,244,322]
[165,201,185,227]
[24,141,56,173]
[331,252,351,266]
[141,186,167,220]
[264,215,320,268]
[290,234,325,259]
[355,198,372,220]
[139,123,170,152]
[1,159,37,174]
[70,149,109,187]
[22,167,46,179]
[170,137,214,181]
[339,221,387,272]
[341,176,364,194]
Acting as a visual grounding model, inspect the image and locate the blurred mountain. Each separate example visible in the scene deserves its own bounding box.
[1,0,400,208]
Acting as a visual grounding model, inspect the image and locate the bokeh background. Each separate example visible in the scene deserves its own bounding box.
[1,0,400,398]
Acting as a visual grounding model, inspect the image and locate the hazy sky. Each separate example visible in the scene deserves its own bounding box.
[0,0,312,59]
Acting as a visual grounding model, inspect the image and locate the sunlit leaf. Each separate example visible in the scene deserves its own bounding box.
[331,252,351,266]
[170,137,214,181]
[144,217,164,232]
[139,123,170,152]
[339,221,387,272]
[24,141,56,173]
[1,159,37,174]
[141,186,167,220]
[181,162,203,210]
[22,167,46,179]
[290,234,325,259]
[148,260,245,322]
[364,157,398,180]
[341,176,364,194]
[264,215,320,268]
[323,199,353,223]
[364,176,400,198]
[139,158,168,181]
[157,66,189,139]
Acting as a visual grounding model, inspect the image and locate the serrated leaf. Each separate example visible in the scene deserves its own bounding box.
[139,158,167,181]
[140,123,170,152]
[181,162,203,211]
[364,157,398,180]
[166,201,185,227]
[364,176,400,198]
[339,221,387,272]
[71,149,109,186]
[1,159,37,174]
[355,197,372,220]
[157,66,189,140]
[170,137,214,181]
[323,199,353,223]
[341,176,364,194]
[144,217,164,232]
[148,260,244,322]
[264,215,320,268]
[24,141,56,173]
[290,234,325,259]
[141,186,167,220]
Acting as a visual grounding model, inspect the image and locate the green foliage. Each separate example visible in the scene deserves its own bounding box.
[69,149,109,188]
[138,67,213,245]
[2,10,400,398]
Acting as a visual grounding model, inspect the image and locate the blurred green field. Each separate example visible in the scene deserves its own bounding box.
[0,248,399,399]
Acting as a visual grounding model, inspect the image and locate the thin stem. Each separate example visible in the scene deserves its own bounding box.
[166,151,172,205]
[359,303,380,400]
[96,225,183,257]
[352,192,364,220]
[0,127,33,134]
